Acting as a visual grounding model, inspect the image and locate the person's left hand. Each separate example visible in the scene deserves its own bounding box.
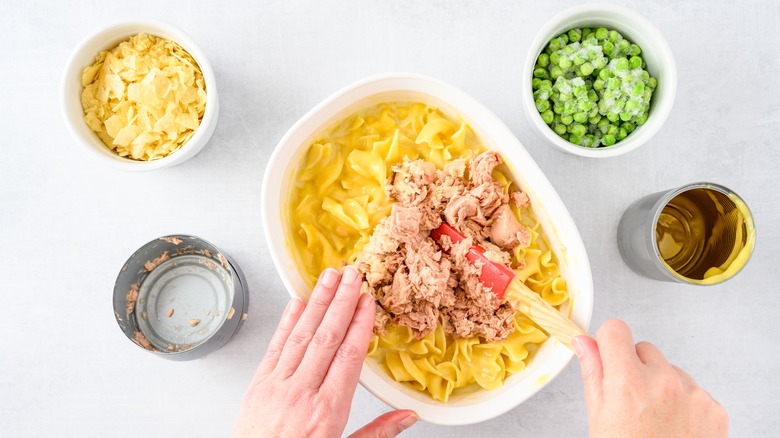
[233,266,418,437]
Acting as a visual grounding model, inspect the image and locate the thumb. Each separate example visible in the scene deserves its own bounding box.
[348,410,418,438]
[572,335,603,410]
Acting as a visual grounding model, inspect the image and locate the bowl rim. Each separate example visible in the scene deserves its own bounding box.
[261,73,594,425]
[522,2,677,158]
[60,18,218,172]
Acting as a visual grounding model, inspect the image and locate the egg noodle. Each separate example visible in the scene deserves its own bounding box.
[287,102,569,401]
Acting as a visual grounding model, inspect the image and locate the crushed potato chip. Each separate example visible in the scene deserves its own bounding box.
[81,33,207,161]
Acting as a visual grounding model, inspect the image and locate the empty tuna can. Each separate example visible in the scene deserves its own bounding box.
[113,235,248,360]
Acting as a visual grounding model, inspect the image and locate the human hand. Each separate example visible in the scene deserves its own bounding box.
[233,266,418,437]
[573,320,728,438]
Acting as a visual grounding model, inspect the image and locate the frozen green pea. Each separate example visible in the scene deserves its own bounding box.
[617,128,628,140]
[647,77,657,89]
[625,99,639,111]
[553,101,564,114]
[619,111,632,122]
[580,63,594,76]
[589,114,602,124]
[573,55,585,66]
[560,33,569,43]
[563,45,576,56]
[568,28,582,42]
[589,106,599,117]
[602,134,616,146]
[597,118,610,132]
[551,66,563,79]
[593,78,606,91]
[608,77,620,90]
[609,30,620,43]
[603,41,615,56]
[537,53,550,68]
[618,39,631,54]
[607,124,618,135]
[560,92,573,102]
[588,89,598,102]
[643,89,653,101]
[540,79,553,91]
[571,124,587,137]
[636,113,648,125]
[536,99,550,112]
[613,100,625,111]
[534,67,548,78]
[629,56,642,69]
[630,43,641,56]
[595,27,608,40]
[622,122,635,133]
[549,38,561,51]
[550,52,560,64]
[559,57,572,69]
[582,27,593,38]
[578,99,593,111]
[599,68,612,80]
[561,115,574,125]
[607,112,619,123]
[542,110,554,124]
[595,57,608,69]
[631,82,645,97]
[587,49,599,61]
[615,57,629,71]
[568,134,582,144]
[574,111,589,123]
[554,123,567,135]
[641,70,650,81]
[532,78,542,89]
[583,135,597,147]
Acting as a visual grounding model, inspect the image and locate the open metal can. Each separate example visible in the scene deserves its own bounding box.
[113,235,248,360]
[617,183,755,285]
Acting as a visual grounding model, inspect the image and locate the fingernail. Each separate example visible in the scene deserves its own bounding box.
[341,266,360,285]
[320,268,340,288]
[359,293,374,308]
[399,413,418,431]
[572,336,587,359]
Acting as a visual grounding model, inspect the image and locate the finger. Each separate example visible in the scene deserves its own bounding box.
[672,364,698,388]
[321,291,376,395]
[635,341,672,370]
[256,298,306,378]
[595,319,641,377]
[348,410,419,438]
[295,266,363,387]
[573,335,603,413]
[275,268,341,377]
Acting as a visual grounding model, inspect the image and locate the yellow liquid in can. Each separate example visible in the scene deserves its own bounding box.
[655,188,754,285]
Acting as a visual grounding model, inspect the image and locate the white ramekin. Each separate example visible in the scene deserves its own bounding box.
[261,73,594,425]
[523,3,677,158]
[61,20,219,171]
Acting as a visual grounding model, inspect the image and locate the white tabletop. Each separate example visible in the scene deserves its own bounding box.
[1,0,778,436]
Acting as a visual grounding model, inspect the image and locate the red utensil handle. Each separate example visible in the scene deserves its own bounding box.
[431,223,515,300]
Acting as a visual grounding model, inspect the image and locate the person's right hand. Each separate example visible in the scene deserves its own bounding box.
[573,320,728,438]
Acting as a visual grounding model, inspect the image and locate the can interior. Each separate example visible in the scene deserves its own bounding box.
[113,235,237,353]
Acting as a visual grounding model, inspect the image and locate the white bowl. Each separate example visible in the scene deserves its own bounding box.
[61,20,219,171]
[523,3,677,158]
[261,74,593,425]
